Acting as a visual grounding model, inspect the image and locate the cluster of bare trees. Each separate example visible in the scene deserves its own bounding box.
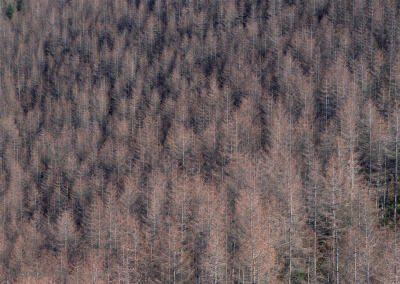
[1,0,400,282]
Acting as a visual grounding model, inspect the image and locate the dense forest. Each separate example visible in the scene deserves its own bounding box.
[1,0,400,282]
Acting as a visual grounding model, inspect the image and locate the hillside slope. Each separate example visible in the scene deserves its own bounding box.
[0,0,400,282]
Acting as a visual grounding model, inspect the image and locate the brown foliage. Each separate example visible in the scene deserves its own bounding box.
[1,0,400,282]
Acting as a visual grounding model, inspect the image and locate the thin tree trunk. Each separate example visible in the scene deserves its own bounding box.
[314,185,317,283]
[395,105,398,284]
